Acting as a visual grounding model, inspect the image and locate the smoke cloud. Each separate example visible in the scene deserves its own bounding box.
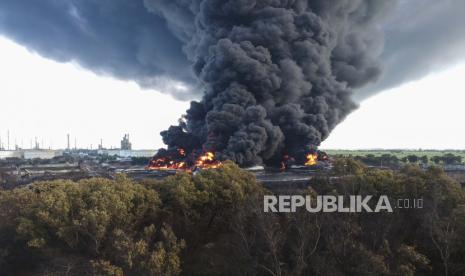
[1,1,465,102]
[0,0,195,99]
[356,0,465,100]
[2,1,465,165]
[147,0,393,166]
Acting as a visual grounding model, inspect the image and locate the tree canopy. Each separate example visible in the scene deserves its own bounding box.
[1,160,464,275]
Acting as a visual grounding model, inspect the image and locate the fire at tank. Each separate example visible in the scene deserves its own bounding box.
[147,149,223,171]
[145,1,389,172]
[147,148,330,172]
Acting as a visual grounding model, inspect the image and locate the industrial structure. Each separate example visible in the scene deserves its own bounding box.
[0,149,63,160]
[97,134,155,158]
[120,134,132,150]
[0,133,156,160]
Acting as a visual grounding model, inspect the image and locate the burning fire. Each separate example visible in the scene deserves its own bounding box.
[280,150,326,170]
[280,155,290,171]
[148,147,326,172]
[147,157,188,170]
[147,150,222,171]
[195,151,222,169]
[305,153,318,166]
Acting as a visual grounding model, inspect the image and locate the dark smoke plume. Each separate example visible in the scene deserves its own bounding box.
[356,0,465,100]
[0,0,400,166]
[2,1,465,103]
[147,0,394,166]
[0,0,195,100]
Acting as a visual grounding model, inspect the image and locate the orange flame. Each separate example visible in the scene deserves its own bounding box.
[147,150,222,171]
[195,151,222,169]
[147,157,188,170]
[305,153,318,166]
[146,148,189,170]
[280,155,290,171]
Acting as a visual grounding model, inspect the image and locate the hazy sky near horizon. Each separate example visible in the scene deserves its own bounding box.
[321,64,465,150]
[0,35,464,150]
[0,36,189,150]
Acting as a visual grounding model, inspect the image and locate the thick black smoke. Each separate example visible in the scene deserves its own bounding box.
[2,1,465,103]
[0,0,399,166]
[357,0,465,100]
[148,0,394,166]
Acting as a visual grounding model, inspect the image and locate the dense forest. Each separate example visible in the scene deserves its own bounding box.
[1,160,464,275]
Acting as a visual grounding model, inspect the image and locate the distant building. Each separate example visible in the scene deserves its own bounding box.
[0,150,63,160]
[0,150,22,159]
[97,149,156,158]
[24,150,62,160]
[121,134,132,150]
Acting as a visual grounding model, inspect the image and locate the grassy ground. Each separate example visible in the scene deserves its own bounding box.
[323,149,465,159]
